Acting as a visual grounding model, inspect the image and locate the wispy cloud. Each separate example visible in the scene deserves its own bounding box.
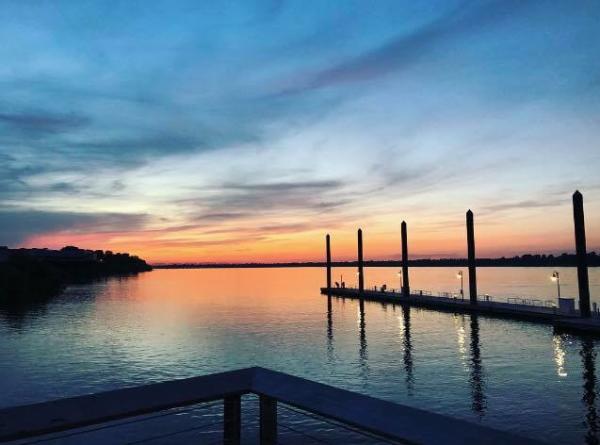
[0,209,149,245]
[482,199,564,214]
[186,180,350,219]
[276,0,542,94]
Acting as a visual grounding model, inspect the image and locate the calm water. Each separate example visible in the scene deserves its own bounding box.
[1,267,600,444]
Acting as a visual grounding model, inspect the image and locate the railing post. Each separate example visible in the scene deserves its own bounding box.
[358,228,364,293]
[573,190,591,318]
[259,395,277,445]
[326,234,332,290]
[466,210,477,305]
[401,221,410,297]
[223,395,241,445]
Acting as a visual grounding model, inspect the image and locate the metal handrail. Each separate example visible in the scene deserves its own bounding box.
[331,285,558,310]
[0,367,546,445]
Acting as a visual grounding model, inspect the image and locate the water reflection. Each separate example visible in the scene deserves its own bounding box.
[358,299,369,379]
[5,267,600,444]
[469,315,486,417]
[454,314,468,370]
[581,338,599,445]
[553,334,568,378]
[398,304,414,392]
[0,300,50,330]
[326,296,334,362]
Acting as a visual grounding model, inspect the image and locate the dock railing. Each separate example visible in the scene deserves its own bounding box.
[337,285,558,311]
[0,367,545,445]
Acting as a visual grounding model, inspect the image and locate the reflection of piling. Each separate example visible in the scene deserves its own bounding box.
[466,210,477,305]
[401,304,414,392]
[326,296,334,361]
[358,299,368,369]
[573,191,591,318]
[326,234,332,290]
[401,221,410,297]
[327,296,333,347]
[358,228,364,293]
[469,315,486,417]
[581,338,598,443]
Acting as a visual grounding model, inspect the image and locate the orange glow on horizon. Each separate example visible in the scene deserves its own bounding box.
[21,216,598,264]
[17,193,600,264]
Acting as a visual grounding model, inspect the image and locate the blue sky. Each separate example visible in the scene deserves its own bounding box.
[1,0,599,262]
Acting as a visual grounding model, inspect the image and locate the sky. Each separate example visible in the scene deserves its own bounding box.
[1,0,599,263]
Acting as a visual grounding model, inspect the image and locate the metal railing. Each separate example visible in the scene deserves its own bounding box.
[506,297,556,308]
[0,367,545,445]
[336,285,558,310]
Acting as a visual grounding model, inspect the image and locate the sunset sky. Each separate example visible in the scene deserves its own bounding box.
[1,0,599,263]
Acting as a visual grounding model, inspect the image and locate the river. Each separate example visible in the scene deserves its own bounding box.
[1,267,599,444]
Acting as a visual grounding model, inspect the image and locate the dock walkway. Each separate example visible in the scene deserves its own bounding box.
[321,287,600,335]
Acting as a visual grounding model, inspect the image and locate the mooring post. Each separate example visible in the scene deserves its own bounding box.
[259,395,277,445]
[326,234,332,290]
[223,395,241,445]
[358,228,364,293]
[573,191,591,318]
[466,210,477,305]
[401,221,410,297]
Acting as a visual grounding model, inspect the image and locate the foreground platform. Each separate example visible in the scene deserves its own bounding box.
[0,367,545,445]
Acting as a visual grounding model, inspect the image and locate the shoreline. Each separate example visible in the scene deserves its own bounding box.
[152,261,600,269]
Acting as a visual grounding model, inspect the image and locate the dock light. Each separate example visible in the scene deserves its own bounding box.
[456,271,464,299]
[551,271,561,299]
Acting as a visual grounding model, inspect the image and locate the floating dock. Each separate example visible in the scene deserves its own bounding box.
[322,190,598,336]
[320,287,600,335]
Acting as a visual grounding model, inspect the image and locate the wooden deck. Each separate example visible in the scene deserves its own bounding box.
[321,287,600,335]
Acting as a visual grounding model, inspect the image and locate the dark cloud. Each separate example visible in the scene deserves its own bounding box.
[47,182,79,193]
[0,210,149,245]
[256,222,320,234]
[200,221,328,237]
[199,212,254,221]
[111,180,126,192]
[482,199,563,213]
[132,235,268,249]
[167,180,353,238]
[220,180,344,192]
[0,155,52,200]
[192,180,349,217]
[0,111,90,136]
[0,156,100,201]
[69,134,202,158]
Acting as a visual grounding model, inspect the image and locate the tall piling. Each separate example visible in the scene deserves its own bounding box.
[573,191,591,318]
[357,228,364,293]
[401,221,410,297]
[326,234,332,290]
[466,210,477,305]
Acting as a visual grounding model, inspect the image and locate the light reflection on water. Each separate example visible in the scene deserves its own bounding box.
[0,267,600,444]
[554,335,568,378]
